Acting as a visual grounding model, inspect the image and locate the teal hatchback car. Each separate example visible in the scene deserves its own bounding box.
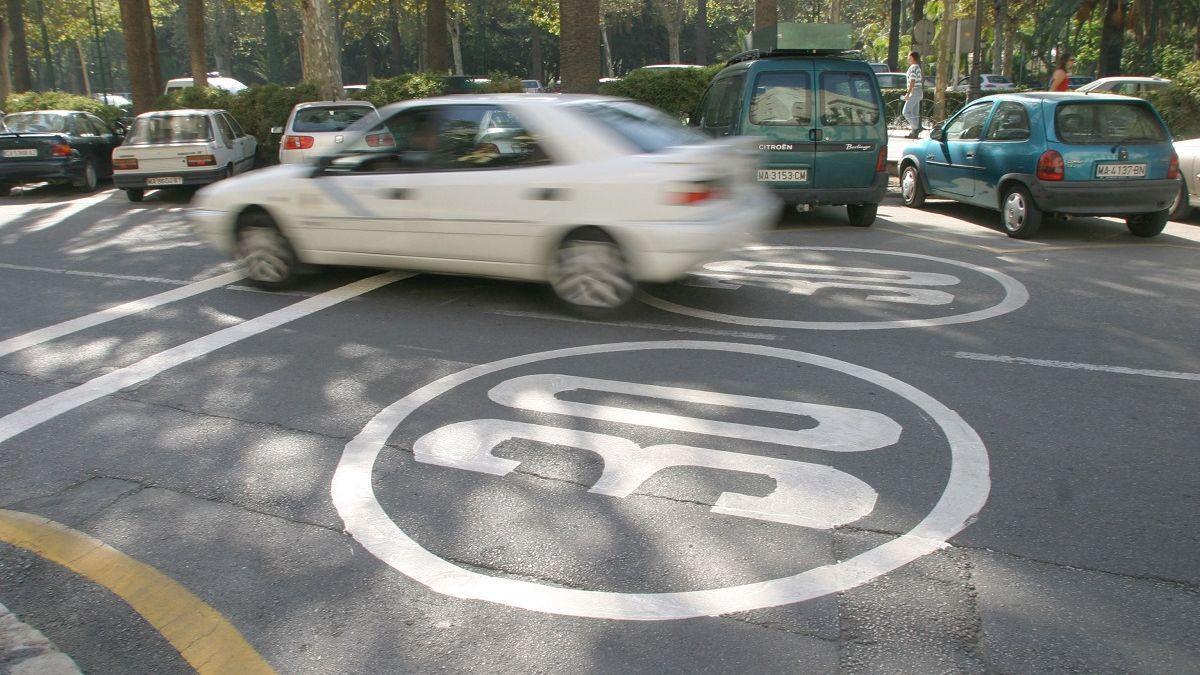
[694,50,889,226]
[899,93,1180,238]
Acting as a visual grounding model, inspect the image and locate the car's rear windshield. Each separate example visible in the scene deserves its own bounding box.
[4,112,68,133]
[572,100,707,153]
[125,115,213,144]
[1055,102,1167,144]
[291,105,373,133]
[987,76,1012,83]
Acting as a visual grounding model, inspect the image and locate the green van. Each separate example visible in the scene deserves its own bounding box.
[693,43,889,226]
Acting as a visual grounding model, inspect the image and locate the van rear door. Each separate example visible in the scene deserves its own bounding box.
[813,64,885,190]
[744,62,817,189]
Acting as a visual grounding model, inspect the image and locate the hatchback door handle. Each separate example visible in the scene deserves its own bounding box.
[386,188,413,200]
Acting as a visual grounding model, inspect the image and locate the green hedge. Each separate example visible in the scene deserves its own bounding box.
[3,91,124,125]
[353,73,446,108]
[598,65,724,118]
[1146,61,1200,140]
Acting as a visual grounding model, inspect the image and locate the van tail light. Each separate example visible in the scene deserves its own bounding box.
[1167,152,1179,179]
[876,144,887,172]
[50,143,73,157]
[186,154,216,167]
[113,157,138,170]
[283,135,315,150]
[666,181,726,205]
[365,132,395,147]
[1036,150,1065,181]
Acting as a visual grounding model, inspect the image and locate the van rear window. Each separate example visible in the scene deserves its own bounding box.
[820,72,880,126]
[750,72,812,125]
[1055,102,1167,144]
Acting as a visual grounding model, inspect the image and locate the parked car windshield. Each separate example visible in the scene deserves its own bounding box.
[572,100,707,153]
[292,106,374,133]
[1055,102,1167,144]
[4,112,69,133]
[125,114,213,144]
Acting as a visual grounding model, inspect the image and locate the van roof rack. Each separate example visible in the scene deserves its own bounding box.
[726,48,863,66]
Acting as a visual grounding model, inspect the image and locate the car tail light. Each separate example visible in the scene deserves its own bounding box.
[186,154,216,167]
[876,144,887,173]
[365,132,395,148]
[50,143,73,157]
[1036,150,1064,181]
[283,135,315,150]
[113,157,138,170]
[666,181,726,205]
[1167,152,1179,179]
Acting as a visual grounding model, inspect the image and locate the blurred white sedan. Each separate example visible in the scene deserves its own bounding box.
[275,101,376,164]
[190,95,777,310]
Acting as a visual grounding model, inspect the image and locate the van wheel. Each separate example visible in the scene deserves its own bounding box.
[846,203,877,227]
[125,188,145,202]
[1168,178,1192,221]
[1125,210,1169,237]
[548,228,635,313]
[237,212,298,290]
[1001,185,1042,239]
[74,161,98,193]
[901,164,926,207]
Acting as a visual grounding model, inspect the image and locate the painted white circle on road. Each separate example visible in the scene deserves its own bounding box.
[332,341,991,620]
[640,247,1029,330]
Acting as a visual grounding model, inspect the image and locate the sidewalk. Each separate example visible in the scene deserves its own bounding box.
[0,601,80,675]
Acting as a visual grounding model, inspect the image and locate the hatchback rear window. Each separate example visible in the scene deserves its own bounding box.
[572,100,706,153]
[1055,103,1167,144]
[125,115,212,144]
[750,72,812,125]
[291,106,373,133]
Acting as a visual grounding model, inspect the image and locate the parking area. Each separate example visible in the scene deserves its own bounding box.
[1,182,1198,672]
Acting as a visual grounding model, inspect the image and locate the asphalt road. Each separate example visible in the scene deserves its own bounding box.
[0,181,1198,673]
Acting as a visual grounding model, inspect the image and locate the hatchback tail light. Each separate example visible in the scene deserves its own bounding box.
[283,135,315,150]
[1036,150,1064,181]
[113,157,138,170]
[186,154,216,167]
[666,181,726,205]
[1167,152,1179,179]
[50,143,73,157]
[365,132,395,148]
[876,144,887,173]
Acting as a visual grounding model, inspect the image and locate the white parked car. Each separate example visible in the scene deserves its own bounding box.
[164,74,248,95]
[276,101,376,165]
[1077,76,1171,96]
[113,109,256,202]
[1170,137,1200,221]
[342,84,367,97]
[189,95,777,310]
[947,74,1016,93]
[521,79,543,93]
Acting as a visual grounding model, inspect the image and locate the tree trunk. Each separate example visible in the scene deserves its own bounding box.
[300,0,343,99]
[263,0,283,82]
[6,0,31,92]
[754,0,777,30]
[828,0,843,21]
[34,0,55,90]
[144,0,161,91]
[694,0,708,64]
[531,22,545,82]
[0,17,12,101]
[1002,26,1015,79]
[992,0,1003,74]
[934,0,955,121]
[448,14,463,76]
[887,0,902,71]
[118,0,157,112]
[666,24,681,63]
[779,0,798,21]
[187,0,207,87]
[599,21,613,77]
[559,0,600,93]
[1194,24,1200,62]
[426,0,449,73]
[1098,0,1125,77]
[75,40,91,96]
[388,0,404,75]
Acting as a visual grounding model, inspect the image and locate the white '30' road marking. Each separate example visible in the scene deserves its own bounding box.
[0,271,410,445]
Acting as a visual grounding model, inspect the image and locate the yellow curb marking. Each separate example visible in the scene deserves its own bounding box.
[0,509,275,674]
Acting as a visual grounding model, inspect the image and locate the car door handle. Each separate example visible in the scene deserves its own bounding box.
[965,152,975,159]
[528,187,566,201]
[385,188,414,200]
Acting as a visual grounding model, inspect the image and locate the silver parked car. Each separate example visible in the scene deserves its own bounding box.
[275,101,377,165]
[1170,137,1200,221]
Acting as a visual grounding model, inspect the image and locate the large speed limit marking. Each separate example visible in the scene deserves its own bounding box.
[332,341,990,620]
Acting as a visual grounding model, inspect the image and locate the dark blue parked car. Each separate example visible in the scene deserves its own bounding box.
[899,93,1180,238]
[0,110,122,195]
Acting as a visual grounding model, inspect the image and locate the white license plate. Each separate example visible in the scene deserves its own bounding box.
[3,149,37,158]
[757,169,808,182]
[146,176,183,186]
[1095,163,1146,178]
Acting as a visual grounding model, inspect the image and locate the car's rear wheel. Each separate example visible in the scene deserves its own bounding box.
[548,228,635,313]
[74,160,98,193]
[1125,210,1169,237]
[1168,178,1192,221]
[125,188,144,202]
[1001,185,1043,239]
[846,203,877,227]
[237,211,298,290]
[901,164,926,208]
[0,183,12,197]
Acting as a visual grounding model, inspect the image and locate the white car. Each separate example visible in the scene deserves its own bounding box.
[164,74,248,95]
[276,101,376,164]
[1170,137,1200,221]
[947,74,1016,93]
[113,109,257,202]
[189,95,777,310]
[1077,76,1171,96]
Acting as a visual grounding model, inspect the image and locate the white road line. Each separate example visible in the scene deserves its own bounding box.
[0,261,195,286]
[951,351,1200,382]
[488,309,780,341]
[0,271,244,359]
[0,271,409,445]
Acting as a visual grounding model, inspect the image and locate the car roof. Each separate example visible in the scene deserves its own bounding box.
[1089,76,1170,83]
[4,109,81,116]
[377,93,623,111]
[974,92,1151,104]
[134,109,225,117]
[294,100,374,110]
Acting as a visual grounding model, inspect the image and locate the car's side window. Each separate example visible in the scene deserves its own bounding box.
[984,102,1030,141]
[213,114,235,148]
[699,76,740,134]
[86,115,109,135]
[224,113,245,138]
[430,104,551,171]
[331,107,438,174]
[72,114,94,136]
[945,104,993,141]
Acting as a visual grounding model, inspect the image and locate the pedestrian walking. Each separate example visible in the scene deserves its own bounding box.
[903,51,924,139]
[1049,53,1076,92]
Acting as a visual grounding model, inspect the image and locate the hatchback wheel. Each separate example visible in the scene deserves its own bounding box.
[1125,210,1169,238]
[901,164,926,208]
[1001,185,1043,239]
[1168,178,1192,221]
[237,213,298,290]
[549,228,635,312]
[74,160,98,193]
[846,203,877,227]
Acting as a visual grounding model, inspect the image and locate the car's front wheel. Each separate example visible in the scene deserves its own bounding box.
[846,203,877,227]
[237,211,298,290]
[1001,185,1043,239]
[548,228,635,313]
[1126,210,1169,237]
[125,188,144,202]
[901,164,926,208]
[1168,178,1192,221]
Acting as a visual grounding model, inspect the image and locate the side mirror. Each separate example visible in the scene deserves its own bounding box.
[270,126,284,135]
[930,126,944,141]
